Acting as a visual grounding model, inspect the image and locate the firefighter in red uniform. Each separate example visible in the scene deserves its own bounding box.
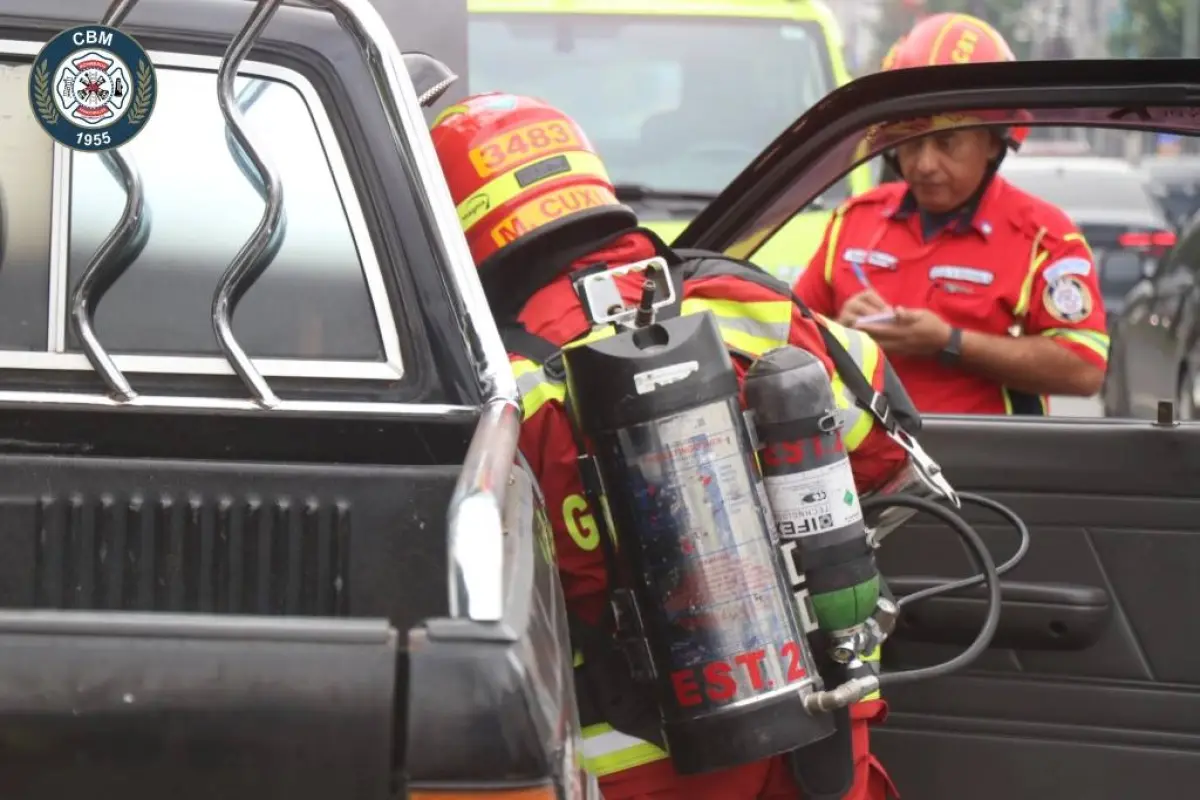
[796,13,1109,416]
[431,93,912,799]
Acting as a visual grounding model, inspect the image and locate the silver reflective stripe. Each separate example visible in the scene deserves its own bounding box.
[514,364,551,397]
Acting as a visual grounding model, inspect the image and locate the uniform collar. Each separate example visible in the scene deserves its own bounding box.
[887,172,1006,240]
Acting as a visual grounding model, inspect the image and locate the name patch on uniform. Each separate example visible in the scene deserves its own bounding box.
[1044,275,1093,323]
[1043,256,1093,283]
[928,265,994,285]
[843,248,898,269]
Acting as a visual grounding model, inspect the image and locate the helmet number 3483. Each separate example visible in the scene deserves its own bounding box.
[29,25,158,152]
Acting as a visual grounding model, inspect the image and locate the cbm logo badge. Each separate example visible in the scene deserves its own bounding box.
[29,25,157,152]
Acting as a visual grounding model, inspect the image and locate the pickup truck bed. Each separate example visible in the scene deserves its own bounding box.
[0,407,473,798]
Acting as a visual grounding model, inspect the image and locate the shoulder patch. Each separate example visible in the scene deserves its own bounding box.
[1043,256,1092,283]
[1043,275,1094,324]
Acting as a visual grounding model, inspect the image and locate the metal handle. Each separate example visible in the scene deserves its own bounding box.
[212,0,287,408]
[70,0,152,401]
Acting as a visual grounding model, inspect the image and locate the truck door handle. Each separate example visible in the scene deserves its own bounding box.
[887,577,1112,651]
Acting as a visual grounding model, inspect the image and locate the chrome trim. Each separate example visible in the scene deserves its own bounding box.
[212,0,286,408]
[0,389,477,420]
[46,143,72,353]
[299,0,520,622]
[0,349,401,379]
[0,37,405,383]
[446,399,521,621]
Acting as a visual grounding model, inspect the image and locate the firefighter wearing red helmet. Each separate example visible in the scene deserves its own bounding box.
[432,92,912,799]
[797,13,1108,416]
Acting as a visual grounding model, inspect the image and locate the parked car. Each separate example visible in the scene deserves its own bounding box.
[999,155,1174,319]
[1104,211,1200,419]
[1138,154,1200,231]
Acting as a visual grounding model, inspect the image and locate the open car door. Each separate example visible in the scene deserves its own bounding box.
[674,60,1200,798]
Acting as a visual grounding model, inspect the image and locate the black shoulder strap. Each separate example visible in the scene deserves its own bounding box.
[499,322,567,381]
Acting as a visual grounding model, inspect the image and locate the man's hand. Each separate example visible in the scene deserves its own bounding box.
[836,289,890,327]
[856,306,952,358]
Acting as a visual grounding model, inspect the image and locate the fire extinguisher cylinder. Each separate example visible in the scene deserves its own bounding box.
[744,346,881,640]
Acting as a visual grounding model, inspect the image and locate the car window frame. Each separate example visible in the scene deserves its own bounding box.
[0,38,404,383]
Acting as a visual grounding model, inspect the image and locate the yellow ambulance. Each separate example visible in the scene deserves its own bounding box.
[466,0,874,284]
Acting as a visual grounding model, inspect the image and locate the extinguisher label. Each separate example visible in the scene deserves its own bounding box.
[616,399,815,713]
[767,459,863,538]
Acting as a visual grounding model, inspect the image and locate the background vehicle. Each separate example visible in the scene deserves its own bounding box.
[675,59,1200,799]
[999,155,1173,319]
[0,1,586,798]
[465,0,873,284]
[1138,154,1200,232]
[1104,212,1200,420]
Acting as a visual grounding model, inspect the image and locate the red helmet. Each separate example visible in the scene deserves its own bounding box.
[882,13,1029,149]
[430,93,634,269]
[880,34,907,71]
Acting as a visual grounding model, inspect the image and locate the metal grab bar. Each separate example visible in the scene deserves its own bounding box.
[212,0,286,408]
[224,79,287,272]
[70,0,151,401]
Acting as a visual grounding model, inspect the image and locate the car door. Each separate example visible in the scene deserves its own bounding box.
[676,60,1200,798]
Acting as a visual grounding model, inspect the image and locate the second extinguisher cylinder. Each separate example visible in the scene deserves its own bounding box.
[744,346,881,638]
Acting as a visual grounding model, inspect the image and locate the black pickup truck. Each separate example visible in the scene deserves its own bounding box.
[0,0,586,798]
[3,1,1200,799]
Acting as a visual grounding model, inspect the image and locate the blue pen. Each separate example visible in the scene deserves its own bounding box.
[850,259,871,289]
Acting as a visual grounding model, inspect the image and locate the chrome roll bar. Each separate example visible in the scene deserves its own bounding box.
[81,0,519,622]
[71,0,148,401]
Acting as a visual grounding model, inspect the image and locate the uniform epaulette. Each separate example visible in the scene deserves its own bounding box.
[1005,182,1080,245]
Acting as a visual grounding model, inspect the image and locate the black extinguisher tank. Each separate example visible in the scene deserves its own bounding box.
[563,312,835,775]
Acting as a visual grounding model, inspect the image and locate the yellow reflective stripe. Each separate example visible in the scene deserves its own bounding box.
[1064,231,1094,259]
[580,723,668,776]
[680,298,790,358]
[511,327,619,421]
[512,358,565,421]
[823,207,847,283]
[1001,388,1048,416]
[815,315,879,451]
[1014,248,1050,318]
[458,150,610,232]
[1042,328,1110,361]
[573,650,584,668]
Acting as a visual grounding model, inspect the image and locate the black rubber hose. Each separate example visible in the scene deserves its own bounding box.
[895,492,1030,609]
[860,493,1001,687]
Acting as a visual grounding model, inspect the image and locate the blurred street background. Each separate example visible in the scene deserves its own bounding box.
[447,0,1200,422]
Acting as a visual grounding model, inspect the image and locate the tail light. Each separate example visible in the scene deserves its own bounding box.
[1118,229,1176,257]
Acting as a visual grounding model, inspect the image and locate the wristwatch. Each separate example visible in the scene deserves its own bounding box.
[939,326,963,366]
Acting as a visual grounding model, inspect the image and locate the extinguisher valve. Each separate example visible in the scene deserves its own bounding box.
[802,675,881,713]
[870,596,900,641]
[633,277,657,328]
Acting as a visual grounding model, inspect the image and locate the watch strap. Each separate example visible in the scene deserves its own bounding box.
[939,326,963,365]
